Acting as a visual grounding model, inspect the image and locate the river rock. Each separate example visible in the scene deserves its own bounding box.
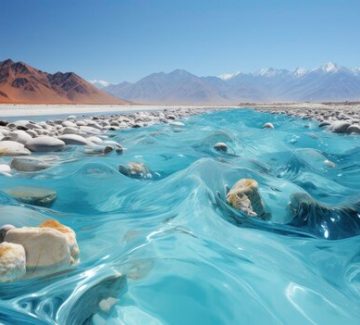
[58,134,89,145]
[4,226,75,271]
[10,157,51,172]
[26,136,65,152]
[226,178,267,218]
[4,186,57,206]
[263,122,274,129]
[0,141,31,156]
[329,121,350,134]
[84,145,113,155]
[0,164,11,176]
[39,219,79,264]
[213,142,228,152]
[346,125,360,134]
[118,162,152,179]
[0,242,26,282]
[4,130,33,145]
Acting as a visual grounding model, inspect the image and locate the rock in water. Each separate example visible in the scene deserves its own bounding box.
[213,142,228,152]
[39,219,79,264]
[118,162,152,179]
[0,164,11,176]
[4,223,79,272]
[0,242,26,282]
[288,192,360,239]
[57,134,89,145]
[3,130,33,145]
[4,186,57,206]
[226,178,267,219]
[10,157,51,172]
[59,273,127,325]
[263,122,274,129]
[329,121,350,134]
[0,141,31,156]
[26,136,65,152]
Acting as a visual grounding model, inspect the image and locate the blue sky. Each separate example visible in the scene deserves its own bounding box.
[1,0,359,83]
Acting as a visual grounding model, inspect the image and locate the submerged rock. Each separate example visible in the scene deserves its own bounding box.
[0,141,31,156]
[0,242,26,282]
[226,178,268,219]
[213,142,228,152]
[84,145,113,155]
[0,164,11,176]
[4,186,57,206]
[288,192,360,239]
[263,122,274,129]
[118,162,152,179]
[10,157,51,172]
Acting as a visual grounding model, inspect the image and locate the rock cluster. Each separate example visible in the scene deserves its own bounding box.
[0,219,79,282]
[254,103,360,135]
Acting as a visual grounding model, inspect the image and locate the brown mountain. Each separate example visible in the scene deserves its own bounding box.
[0,59,128,104]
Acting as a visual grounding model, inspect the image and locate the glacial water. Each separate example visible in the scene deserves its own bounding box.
[1,109,360,324]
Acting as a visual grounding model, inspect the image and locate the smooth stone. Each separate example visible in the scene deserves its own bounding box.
[62,120,77,128]
[0,141,31,156]
[26,136,65,152]
[79,126,101,135]
[39,219,79,264]
[3,130,33,145]
[329,121,350,134]
[213,142,228,152]
[0,242,26,282]
[4,186,57,206]
[324,159,336,168]
[4,227,74,270]
[0,164,11,176]
[319,121,331,127]
[84,145,113,155]
[58,134,89,145]
[118,162,152,179]
[347,125,360,134]
[10,157,51,172]
[226,178,267,219]
[87,136,103,145]
[0,224,15,242]
[263,122,274,129]
[62,127,79,135]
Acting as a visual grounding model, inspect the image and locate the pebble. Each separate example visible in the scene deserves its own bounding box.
[263,122,274,129]
[26,136,65,152]
[119,162,152,179]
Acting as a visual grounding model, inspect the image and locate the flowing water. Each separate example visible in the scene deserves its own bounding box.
[1,109,360,324]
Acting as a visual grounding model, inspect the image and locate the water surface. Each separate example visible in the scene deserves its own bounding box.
[1,109,360,324]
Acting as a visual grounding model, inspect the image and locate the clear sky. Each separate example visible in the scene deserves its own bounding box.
[1,0,359,83]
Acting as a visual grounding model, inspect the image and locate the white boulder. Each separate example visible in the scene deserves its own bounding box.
[58,134,89,145]
[0,141,31,156]
[26,136,65,152]
[0,242,26,282]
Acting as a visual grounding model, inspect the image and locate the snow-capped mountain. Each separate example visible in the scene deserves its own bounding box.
[102,63,360,104]
[89,79,111,89]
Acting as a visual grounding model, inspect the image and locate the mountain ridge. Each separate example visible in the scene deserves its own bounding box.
[101,63,360,104]
[0,59,128,105]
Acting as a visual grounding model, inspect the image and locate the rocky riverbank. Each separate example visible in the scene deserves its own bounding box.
[251,102,360,135]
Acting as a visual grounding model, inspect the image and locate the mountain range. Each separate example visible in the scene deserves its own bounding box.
[101,63,360,104]
[0,59,127,105]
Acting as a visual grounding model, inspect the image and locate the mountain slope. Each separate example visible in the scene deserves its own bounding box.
[0,59,128,104]
[104,63,360,104]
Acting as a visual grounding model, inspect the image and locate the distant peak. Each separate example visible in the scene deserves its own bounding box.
[255,68,288,77]
[170,69,192,75]
[89,79,111,88]
[321,62,339,73]
[218,72,240,80]
[294,67,308,77]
